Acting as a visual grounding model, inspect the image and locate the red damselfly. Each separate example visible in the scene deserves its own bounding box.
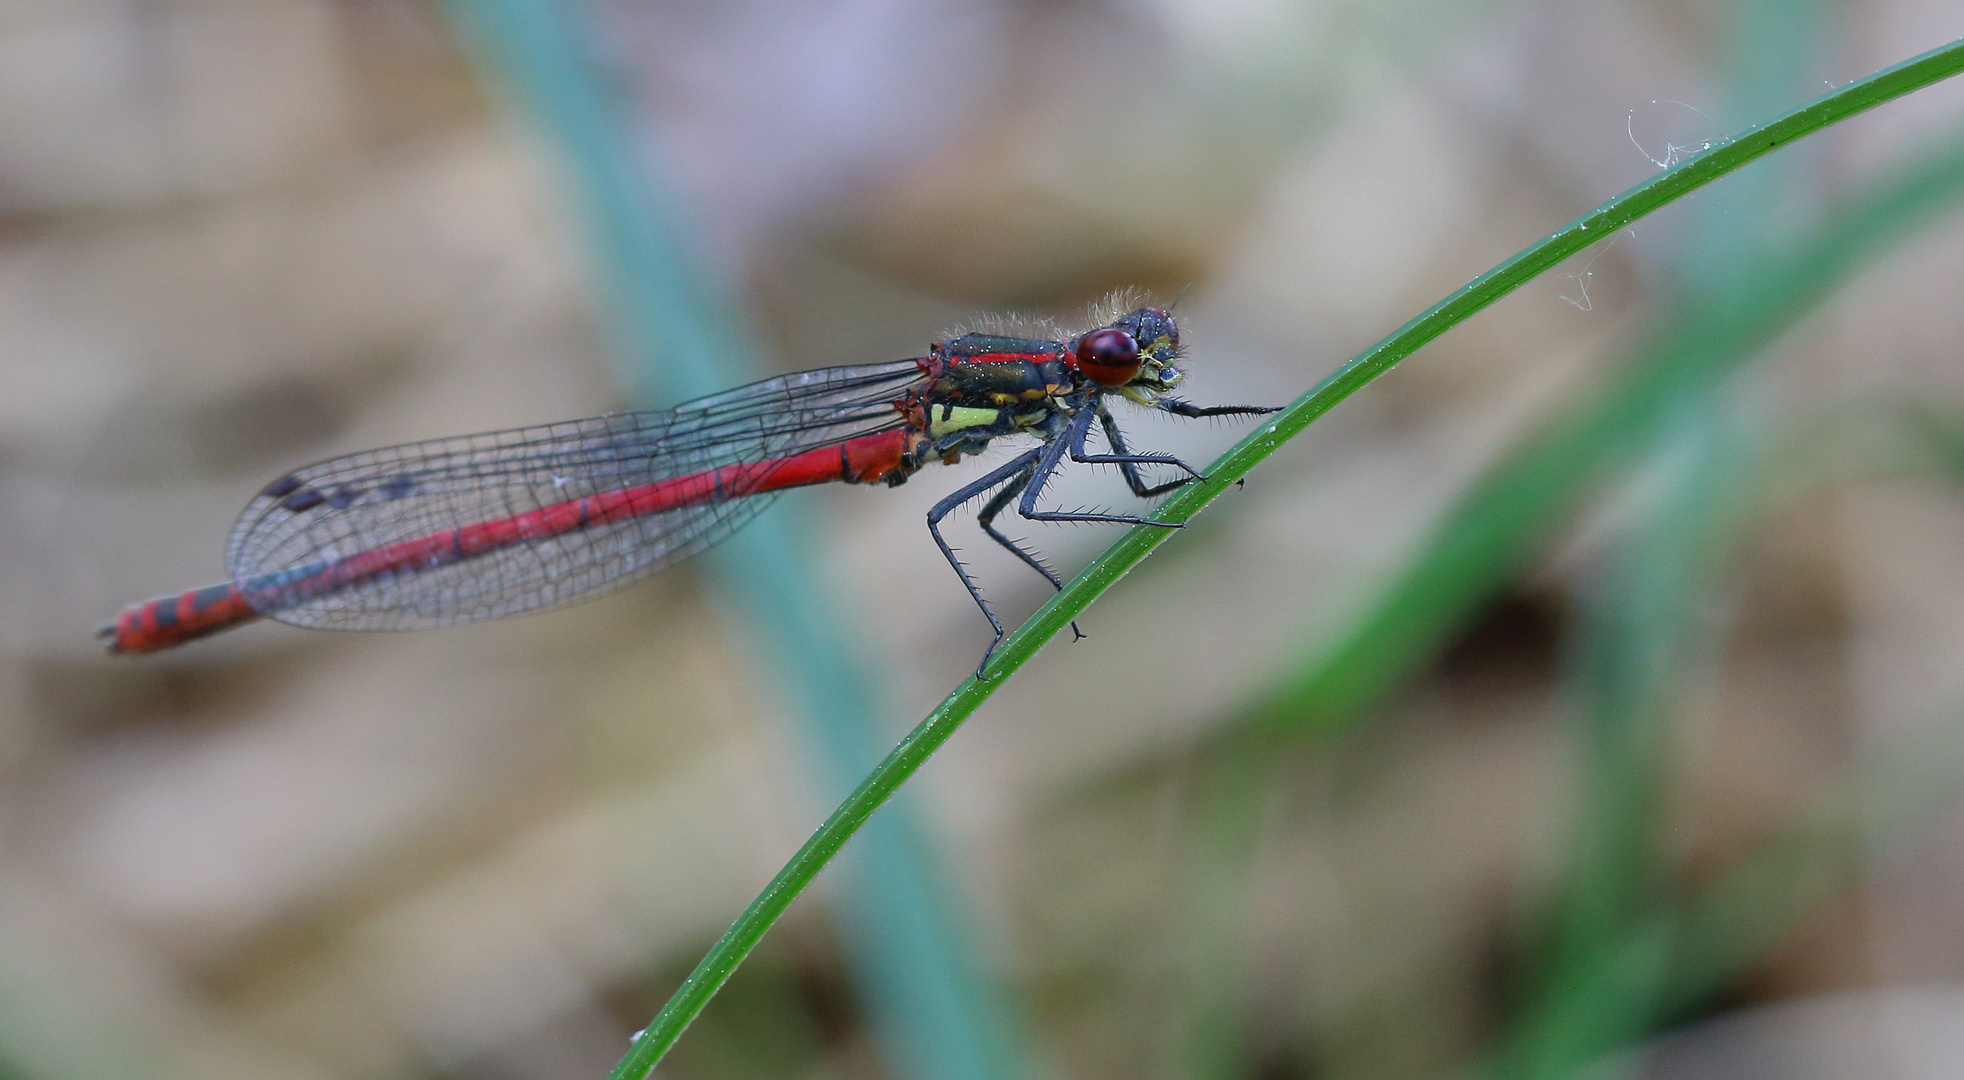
[101,295,1277,674]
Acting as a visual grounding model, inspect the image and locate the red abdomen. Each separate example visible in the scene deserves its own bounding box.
[101,584,260,654]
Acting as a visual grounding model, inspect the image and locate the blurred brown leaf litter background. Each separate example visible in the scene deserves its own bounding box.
[5,0,1964,1079]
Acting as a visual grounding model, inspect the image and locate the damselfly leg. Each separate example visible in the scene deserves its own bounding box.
[927,448,1046,677]
[975,468,1087,646]
[1095,409,1195,498]
[1016,407,1189,529]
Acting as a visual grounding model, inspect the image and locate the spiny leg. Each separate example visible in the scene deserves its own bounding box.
[1095,397,1284,496]
[1018,406,1185,529]
[1156,397,1282,419]
[977,470,1085,642]
[927,447,1045,677]
[1096,408,1197,498]
[977,472,1055,585]
[1071,398,1285,498]
[1066,402,1205,484]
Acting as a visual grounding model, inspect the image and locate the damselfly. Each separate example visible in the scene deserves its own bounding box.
[101,295,1277,673]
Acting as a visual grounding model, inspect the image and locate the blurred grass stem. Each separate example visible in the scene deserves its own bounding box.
[1489,400,1964,1076]
[432,0,1016,1077]
[1493,391,1764,1080]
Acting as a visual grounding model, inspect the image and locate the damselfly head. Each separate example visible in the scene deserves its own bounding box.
[1071,306,1185,390]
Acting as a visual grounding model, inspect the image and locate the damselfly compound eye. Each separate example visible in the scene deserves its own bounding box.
[1075,327,1142,387]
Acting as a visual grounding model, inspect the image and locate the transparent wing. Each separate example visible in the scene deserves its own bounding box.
[226,359,926,631]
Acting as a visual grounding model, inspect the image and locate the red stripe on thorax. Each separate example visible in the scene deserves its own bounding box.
[959,351,1055,365]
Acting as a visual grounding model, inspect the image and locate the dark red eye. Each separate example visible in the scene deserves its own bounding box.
[1074,327,1142,387]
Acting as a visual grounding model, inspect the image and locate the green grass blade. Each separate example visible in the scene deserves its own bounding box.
[609,38,1964,1079]
[1177,121,1964,1080]
[1160,128,1964,1077]
[1490,5,1828,1068]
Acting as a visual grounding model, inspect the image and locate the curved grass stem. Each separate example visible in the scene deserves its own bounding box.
[610,37,1964,1080]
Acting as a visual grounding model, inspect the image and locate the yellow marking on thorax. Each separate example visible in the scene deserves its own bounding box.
[927,405,1003,438]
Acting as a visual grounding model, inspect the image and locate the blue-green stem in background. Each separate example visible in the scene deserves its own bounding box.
[609,38,1964,1080]
[432,2,1016,1079]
